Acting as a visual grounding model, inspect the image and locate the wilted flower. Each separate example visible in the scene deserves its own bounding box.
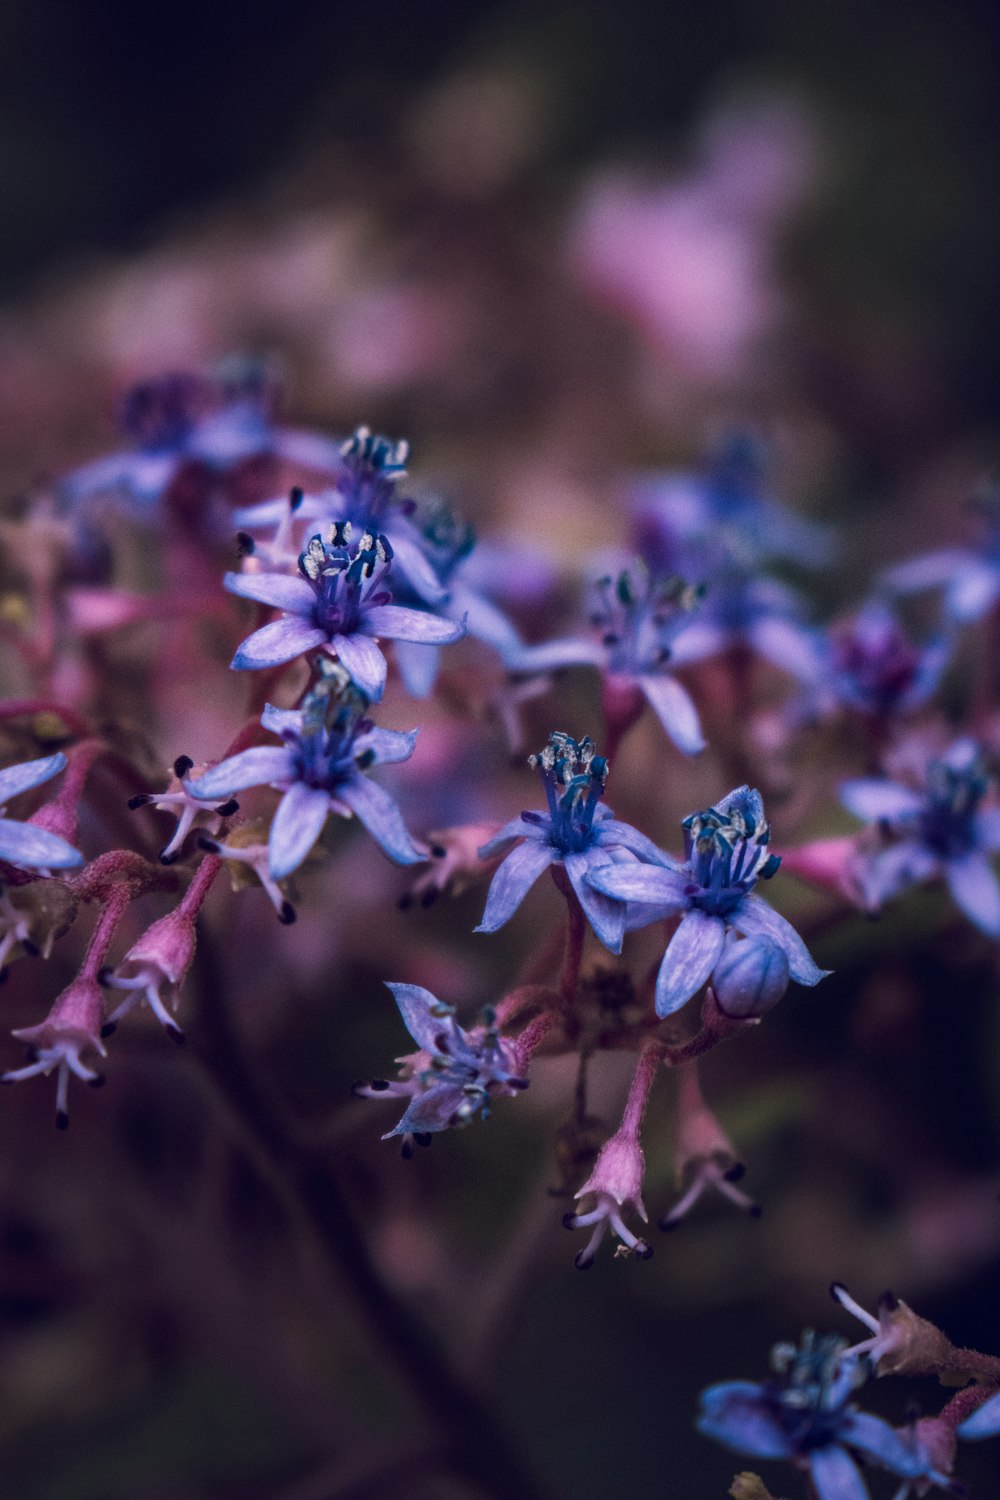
[840,737,1000,936]
[127,754,238,865]
[476,731,671,951]
[189,668,426,879]
[1,975,106,1128]
[354,982,527,1149]
[588,785,829,1015]
[0,753,83,875]
[660,1064,761,1229]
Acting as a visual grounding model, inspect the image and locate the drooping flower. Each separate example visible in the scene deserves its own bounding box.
[505,563,707,754]
[660,1064,761,1229]
[563,1129,653,1268]
[1,975,107,1128]
[0,753,84,876]
[353,982,527,1149]
[475,731,672,951]
[188,666,426,879]
[587,785,829,1015]
[698,1331,939,1500]
[224,519,464,699]
[840,738,1000,936]
[127,754,239,865]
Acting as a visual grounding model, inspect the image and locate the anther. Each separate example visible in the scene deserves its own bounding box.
[214,799,239,817]
[127,794,151,809]
[279,901,297,925]
[173,755,194,778]
[236,531,255,556]
[55,1109,69,1131]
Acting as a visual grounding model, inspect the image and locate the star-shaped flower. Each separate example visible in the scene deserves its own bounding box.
[0,753,84,875]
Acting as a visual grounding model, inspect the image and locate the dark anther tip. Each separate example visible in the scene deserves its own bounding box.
[414,1132,432,1148]
[636,1243,654,1260]
[197,835,221,853]
[369,1079,390,1092]
[574,1252,595,1271]
[236,531,255,556]
[289,485,304,510]
[724,1160,747,1183]
[430,844,447,859]
[159,850,179,866]
[397,893,413,910]
[214,799,239,817]
[658,1217,681,1233]
[21,938,40,957]
[173,755,194,777]
[562,1212,579,1230]
[126,794,150,809]
[0,969,7,986]
[400,1140,413,1160]
[55,1110,69,1130]
[748,1203,763,1219]
[97,966,113,986]
[279,900,297,925]
[829,1281,847,1301]
[88,1074,106,1089]
[878,1289,899,1311]
[167,1025,185,1045]
[420,888,438,908]
[100,1022,117,1038]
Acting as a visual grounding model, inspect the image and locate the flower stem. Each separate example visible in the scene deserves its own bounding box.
[551,866,586,1004]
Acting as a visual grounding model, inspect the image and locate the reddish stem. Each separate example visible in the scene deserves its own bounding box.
[551,866,586,1004]
[0,698,91,738]
[619,1040,665,1139]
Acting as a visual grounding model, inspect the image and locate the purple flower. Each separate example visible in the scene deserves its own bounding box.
[587,786,829,1016]
[806,601,949,723]
[505,565,707,755]
[0,753,83,875]
[353,983,527,1148]
[225,520,464,698]
[188,666,425,879]
[698,1332,940,1499]
[475,732,672,952]
[840,738,1000,936]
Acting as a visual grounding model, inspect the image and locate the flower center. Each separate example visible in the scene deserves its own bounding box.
[529,732,608,855]
[298,522,394,635]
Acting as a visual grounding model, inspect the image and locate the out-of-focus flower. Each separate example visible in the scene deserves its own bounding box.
[400,823,504,910]
[225,521,464,697]
[563,1128,653,1269]
[958,1390,1000,1440]
[1,975,106,1128]
[0,753,83,875]
[506,563,707,754]
[189,668,425,878]
[588,786,828,1015]
[829,1284,966,1381]
[803,601,949,725]
[660,1064,760,1229]
[476,732,671,951]
[840,738,1000,936]
[698,1331,938,1499]
[882,486,1000,624]
[354,982,527,1148]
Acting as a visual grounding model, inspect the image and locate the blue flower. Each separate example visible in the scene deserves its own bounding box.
[698,1332,941,1500]
[665,565,824,686]
[0,754,83,874]
[225,519,465,699]
[840,738,1000,936]
[188,666,425,879]
[353,982,527,1146]
[586,786,829,1016]
[505,564,707,755]
[475,731,671,951]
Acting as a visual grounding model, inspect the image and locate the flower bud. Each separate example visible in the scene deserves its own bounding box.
[712,936,790,1018]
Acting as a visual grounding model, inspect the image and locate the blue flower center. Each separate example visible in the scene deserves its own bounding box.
[528,732,608,856]
[334,427,409,530]
[918,754,988,858]
[287,670,375,790]
[298,522,394,635]
[589,567,701,675]
[766,1333,862,1452]
[683,805,780,917]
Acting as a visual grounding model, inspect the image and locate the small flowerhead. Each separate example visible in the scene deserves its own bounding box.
[100,906,199,1043]
[563,1129,653,1268]
[2,975,107,1128]
[660,1065,760,1230]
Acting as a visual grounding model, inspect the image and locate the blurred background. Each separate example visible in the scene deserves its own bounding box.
[1,2,1000,1497]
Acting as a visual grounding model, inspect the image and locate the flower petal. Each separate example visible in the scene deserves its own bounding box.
[838,1412,928,1476]
[0,753,67,805]
[475,840,556,932]
[392,639,441,698]
[655,910,726,1017]
[948,560,1000,622]
[748,617,824,683]
[449,583,520,652]
[330,632,388,700]
[945,851,1000,937]
[231,616,327,670]
[260,704,304,737]
[973,807,1000,852]
[734,896,831,986]
[387,531,449,605]
[188,746,296,799]
[808,1445,869,1500]
[223,570,316,613]
[594,819,676,865]
[268,782,332,879]
[639,674,706,754]
[362,604,465,645]
[854,840,937,909]
[0,818,83,871]
[478,816,547,858]
[384,982,447,1052]
[585,862,690,907]
[334,774,424,865]
[354,726,419,766]
[958,1390,1000,1440]
[565,851,626,953]
[696,1382,795,1459]
[840,779,924,824]
[505,637,606,673]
